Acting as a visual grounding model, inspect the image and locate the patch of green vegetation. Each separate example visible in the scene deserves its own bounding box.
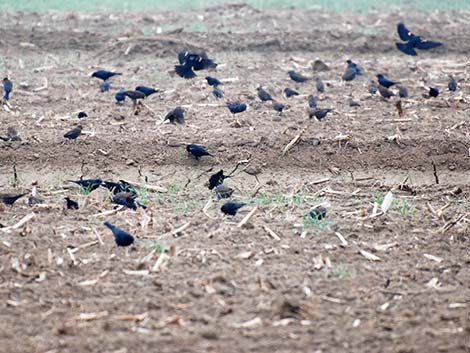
[326,264,355,279]
[372,191,385,205]
[303,213,330,232]
[168,183,182,194]
[1,0,469,13]
[396,199,415,217]
[172,199,203,213]
[152,242,168,254]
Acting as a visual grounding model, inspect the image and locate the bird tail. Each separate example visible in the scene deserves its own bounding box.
[396,42,417,56]
[104,221,114,230]
[3,92,9,100]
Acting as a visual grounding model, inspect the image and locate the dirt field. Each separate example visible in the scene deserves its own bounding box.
[0,5,469,353]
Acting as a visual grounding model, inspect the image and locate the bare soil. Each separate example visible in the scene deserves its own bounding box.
[0,5,469,353]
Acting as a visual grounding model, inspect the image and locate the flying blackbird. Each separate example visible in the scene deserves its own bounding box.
[0,192,27,206]
[342,67,356,82]
[208,170,227,190]
[164,107,185,125]
[187,144,213,160]
[257,86,273,101]
[3,78,12,100]
[288,70,309,83]
[115,88,126,103]
[64,125,82,140]
[272,101,286,113]
[429,87,439,98]
[136,86,158,97]
[212,87,224,99]
[398,86,408,98]
[100,80,111,92]
[308,95,317,108]
[315,77,325,93]
[308,205,327,220]
[104,221,134,247]
[102,180,133,194]
[112,191,138,210]
[378,85,395,99]
[77,111,88,119]
[91,70,121,81]
[214,184,234,199]
[175,51,217,79]
[65,197,79,210]
[448,77,457,92]
[68,178,103,192]
[395,23,442,56]
[346,59,363,75]
[227,101,247,114]
[221,201,245,216]
[206,76,221,86]
[377,74,398,88]
[284,88,299,98]
[309,108,333,120]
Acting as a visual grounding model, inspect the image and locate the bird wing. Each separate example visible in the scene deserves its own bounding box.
[395,42,417,56]
[415,39,442,50]
[397,23,413,41]
[175,65,197,79]
[178,50,188,64]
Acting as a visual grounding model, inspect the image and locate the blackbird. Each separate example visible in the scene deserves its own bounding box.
[342,67,356,82]
[208,170,227,190]
[284,88,299,98]
[115,88,126,103]
[308,205,327,220]
[227,101,247,114]
[164,107,185,125]
[429,87,439,98]
[206,76,221,86]
[398,86,408,98]
[309,108,333,120]
[448,77,457,92]
[346,59,363,75]
[395,23,442,56]
[77,111,88,119]
[187,144,213,160]
[102,180,133,194]
[214,184,234,199]
[378,85,395,99]
[257,86,273,101]
[104,221,134,247]
[221,201,245,216]
[316,77,325,93]
[91,70,121,81]
[3,77,13,100]
[100,80,111,92]
[288,70,309,83]
[68,178,103,192]
[64,125,82,140]
[135,86,158,97]
[64,197,79,210]
[112,191,138,210]
[307,95,317,108]
[212,87,224,99]
[272,101,286,113]
[377,74,398,88]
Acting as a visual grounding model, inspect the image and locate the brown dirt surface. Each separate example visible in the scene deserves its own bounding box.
[1,5,470,353]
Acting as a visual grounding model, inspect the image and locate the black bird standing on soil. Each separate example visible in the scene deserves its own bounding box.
[68,178,103,192]
[164,107,185,125]
[206,76,221,87]
[308,95,317,108]
[429,87,439,98]
[214,184,234,199]
[135,86,158,97]
[398,86,408,98]
[378,85,395,99]
[368,82,378,95]
[64,197,79,210]
[315,77,325,93]
[104,221,134,247]
[212,86,224,99]
[448,77,458,92]
[346,59,363,75]
[112,191,139,210]
[227,101,247,115]
[395,23,442,56]
[91,70,122,81]
[3,77,13,101]
[100,80,111,92]
[208,170,228,190]
[309,108,333,121]
[288,70,309,83]
[342,67,356,82]
[64,125,82,140]
[272,101,286,114]
[0,192,28,206]
[284,88,299,98]
[102,180,133,194]
[115,88,126,104]
[124,90,146,103]
[186,144,213,160]
[377,74,399,88]
[257,86,273,102]
[77,111,88,119]
[221,201,245,216]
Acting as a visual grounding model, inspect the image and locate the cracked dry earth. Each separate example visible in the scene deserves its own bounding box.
[0,5,469,353]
